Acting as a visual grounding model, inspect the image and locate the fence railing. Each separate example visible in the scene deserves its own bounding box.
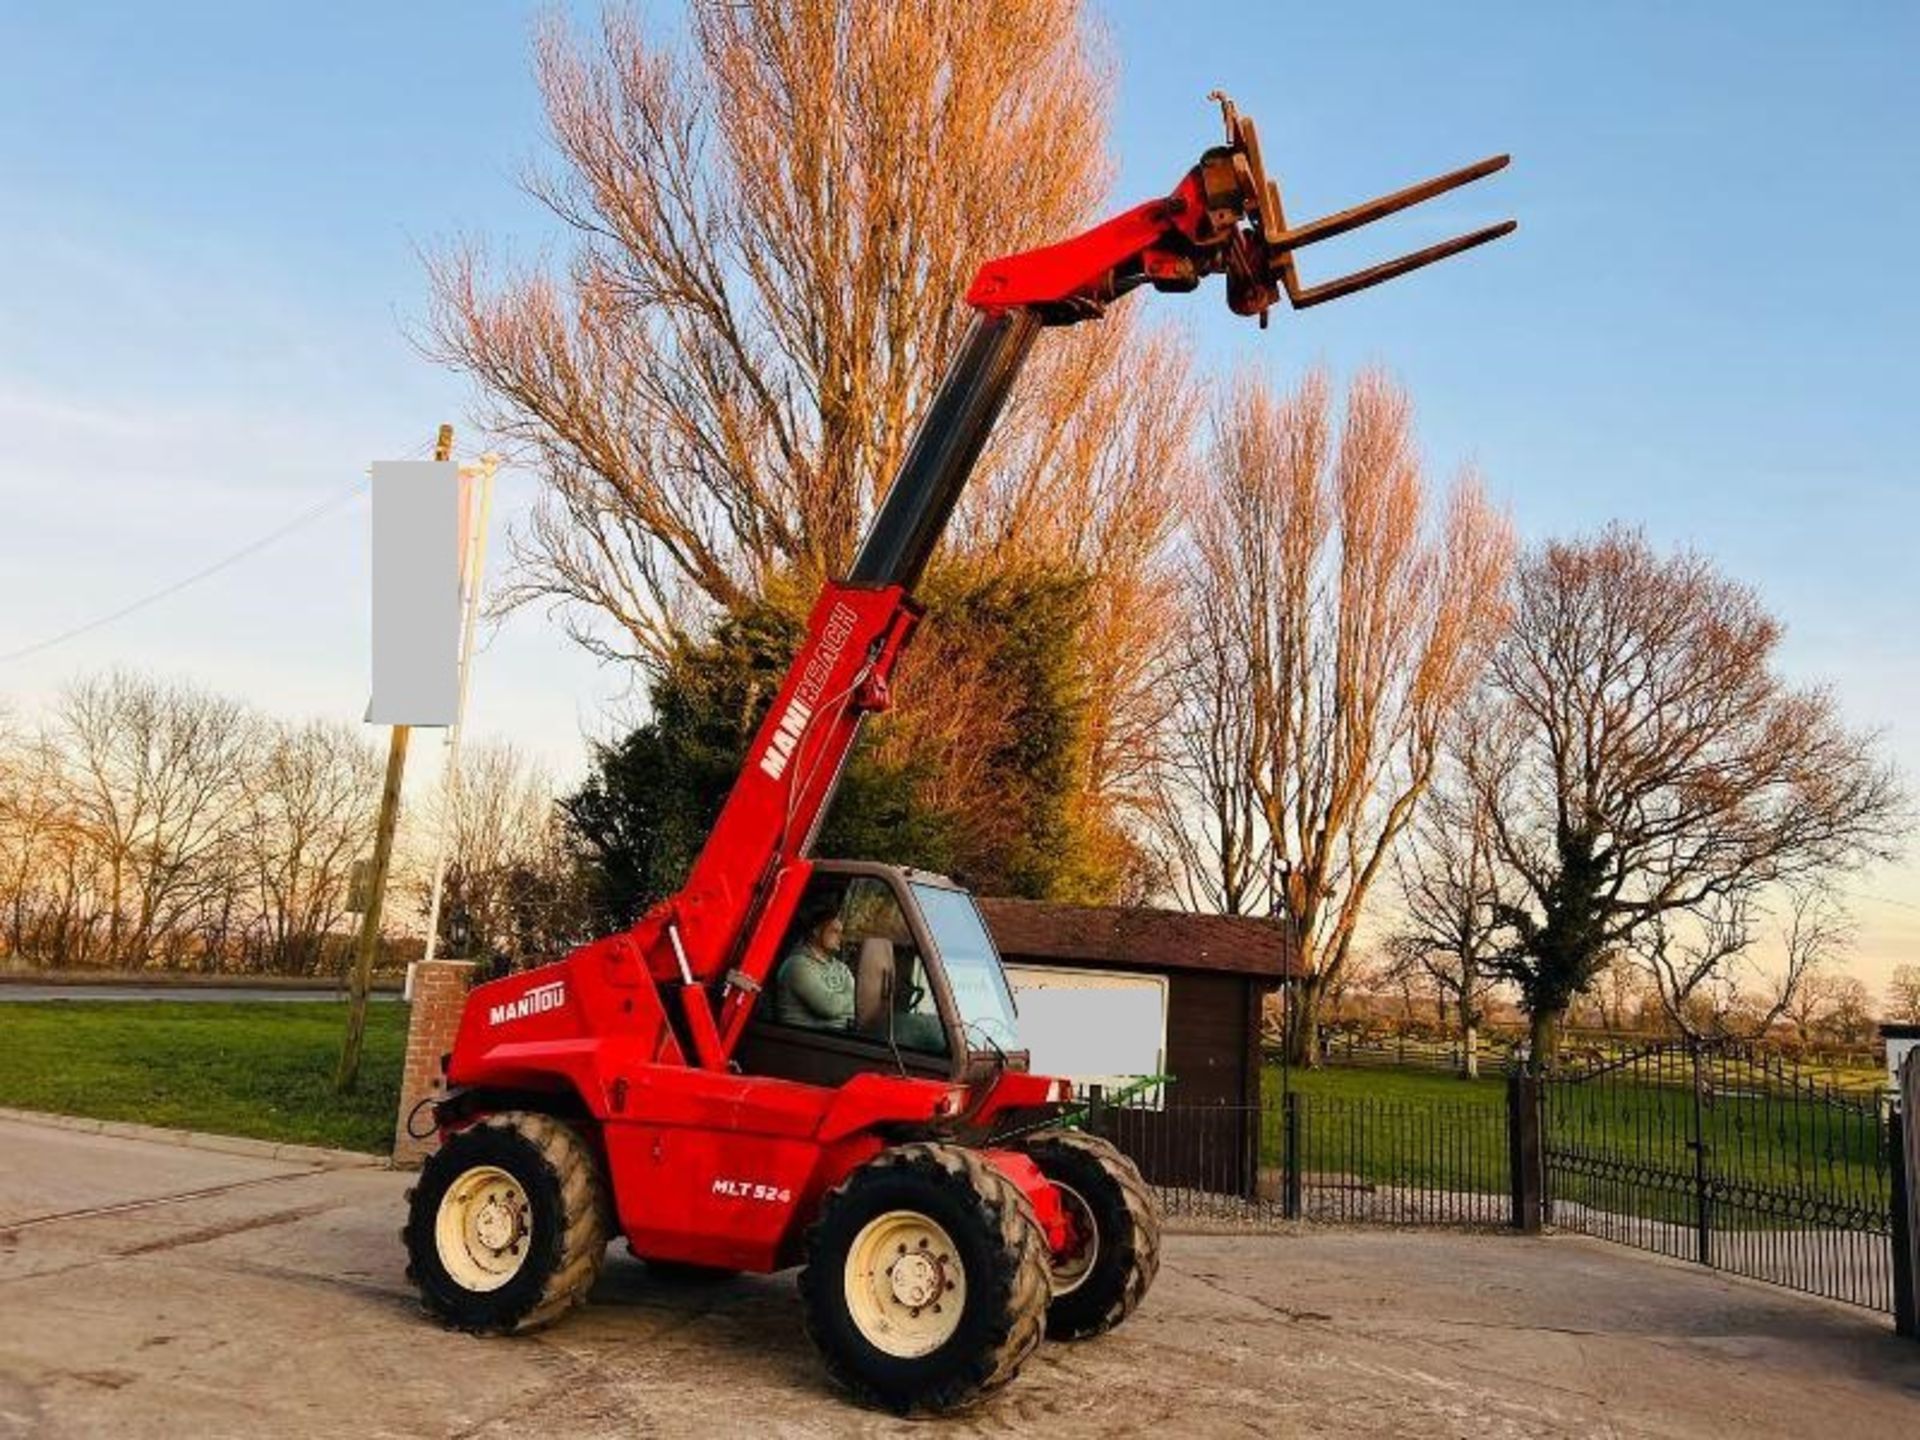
[1087,1082,1514,1229]
[1294,1091,1511,1224]
[1540,1041,1898,1313]
[1091,1050,1915,1326]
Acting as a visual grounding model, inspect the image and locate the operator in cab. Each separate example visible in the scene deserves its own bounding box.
[773,908,853,1029]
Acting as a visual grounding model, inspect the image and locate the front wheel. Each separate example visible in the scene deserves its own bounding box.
[799,1142,1051,1414]
[403,1111,610,1335]
[1020,1129,1161,1339]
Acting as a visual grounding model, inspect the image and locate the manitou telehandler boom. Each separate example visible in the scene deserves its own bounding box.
[405,95,1511,1414]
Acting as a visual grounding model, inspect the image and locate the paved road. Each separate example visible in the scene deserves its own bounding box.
[0,986,399,1003]
[2,1116,1916,1438]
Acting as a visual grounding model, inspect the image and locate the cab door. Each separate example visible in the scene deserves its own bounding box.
[734,871,961,1087]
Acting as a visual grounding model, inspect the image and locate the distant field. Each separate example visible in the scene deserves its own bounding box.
[0,1001,406,1152]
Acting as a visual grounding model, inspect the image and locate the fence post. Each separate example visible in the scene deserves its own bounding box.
[1896,1054,1920,1339]
[1085,1083,1106,1141]
[1507,1070,1542,1233]
[1282,1089,1303,1220]
[1688,1042,1712,1267]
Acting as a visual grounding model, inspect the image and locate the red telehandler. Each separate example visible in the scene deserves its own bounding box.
[404,95,1511,1414]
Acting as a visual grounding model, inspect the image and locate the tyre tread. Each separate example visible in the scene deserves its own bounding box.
[1022,1129,1161,1338]
[405,1110,610,1336]
[800,1141,1052,1414]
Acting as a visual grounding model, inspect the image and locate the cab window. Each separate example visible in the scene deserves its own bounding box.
[767,876,950,1056]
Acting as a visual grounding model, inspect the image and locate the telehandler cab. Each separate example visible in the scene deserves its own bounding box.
[404,94,1511,1414]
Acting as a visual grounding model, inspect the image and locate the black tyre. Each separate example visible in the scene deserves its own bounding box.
[1019,1129,1161,1340]
[799,1142,1051,1415]
[403,1111,610,1335]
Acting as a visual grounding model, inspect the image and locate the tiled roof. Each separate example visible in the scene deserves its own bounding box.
[977,897,1298,979]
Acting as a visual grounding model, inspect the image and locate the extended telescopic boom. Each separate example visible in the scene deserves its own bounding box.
[854,93,1513,592]
[619,95,1512,1068]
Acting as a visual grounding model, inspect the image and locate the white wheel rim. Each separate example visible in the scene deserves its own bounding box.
[1048,1181,1099,1296]
[844,1210,966,1358]
[436,1165,532,1292]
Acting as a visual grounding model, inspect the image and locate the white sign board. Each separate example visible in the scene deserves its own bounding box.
[1006,964,1167,1103]
[369,460,460,725]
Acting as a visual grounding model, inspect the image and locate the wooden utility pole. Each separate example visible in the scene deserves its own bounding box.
[336,422,453,1093]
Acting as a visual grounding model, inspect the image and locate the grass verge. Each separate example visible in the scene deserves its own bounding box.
[0,1001,406,1152]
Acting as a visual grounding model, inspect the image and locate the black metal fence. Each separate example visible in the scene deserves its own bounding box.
[1540,1041,1898,1312]
[1090,1044,1913,1323]
[1089,1084,1512,1229]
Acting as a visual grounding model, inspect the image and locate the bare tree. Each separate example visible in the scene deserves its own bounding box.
[1469,528,1906,1067]
[235,720,381,974]
[428,2,1188,866]
[1823,975,1875,1047]
[423,741,584,972]
[1390,751,1505,1077]
[0,717,80,962]
[1376,945,1439,1029]
[1762,889,1855,1037]
[1632,885,1850,1043]
[1150,539,1265,916]
[54,672,255,969]
[1886,963,1920,1025]
[1585,951,1647,1035]
[1156,369,1515,1064]
[1780,967,1839,1045]
[0,678,396,976]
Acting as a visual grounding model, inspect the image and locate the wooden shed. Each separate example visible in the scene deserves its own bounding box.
[978,897,1297,1194]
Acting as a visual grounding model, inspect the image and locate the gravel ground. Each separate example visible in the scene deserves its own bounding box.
[2,1115,1916,1438]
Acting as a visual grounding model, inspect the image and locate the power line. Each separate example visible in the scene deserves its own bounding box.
[1850,888,1920,917]
[0,436,439,667]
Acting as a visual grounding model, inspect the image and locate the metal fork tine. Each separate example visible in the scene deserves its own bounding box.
[1265,178,1301,302]
[1286,220,1518,308]
[1272,155,1511,254]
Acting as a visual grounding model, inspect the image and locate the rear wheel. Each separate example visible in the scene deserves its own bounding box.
[404,1111,610,1334]
[1019,1129,1160,1339]
[799,1142,1051,1414]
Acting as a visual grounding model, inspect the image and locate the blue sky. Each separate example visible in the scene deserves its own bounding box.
[2,3,1916,982]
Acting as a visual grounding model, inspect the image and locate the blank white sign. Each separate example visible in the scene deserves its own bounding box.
[369,461,459,725]
[1006,965,1167,1097]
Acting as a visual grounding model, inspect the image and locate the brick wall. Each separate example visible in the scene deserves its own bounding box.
[392,959,475,1167]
